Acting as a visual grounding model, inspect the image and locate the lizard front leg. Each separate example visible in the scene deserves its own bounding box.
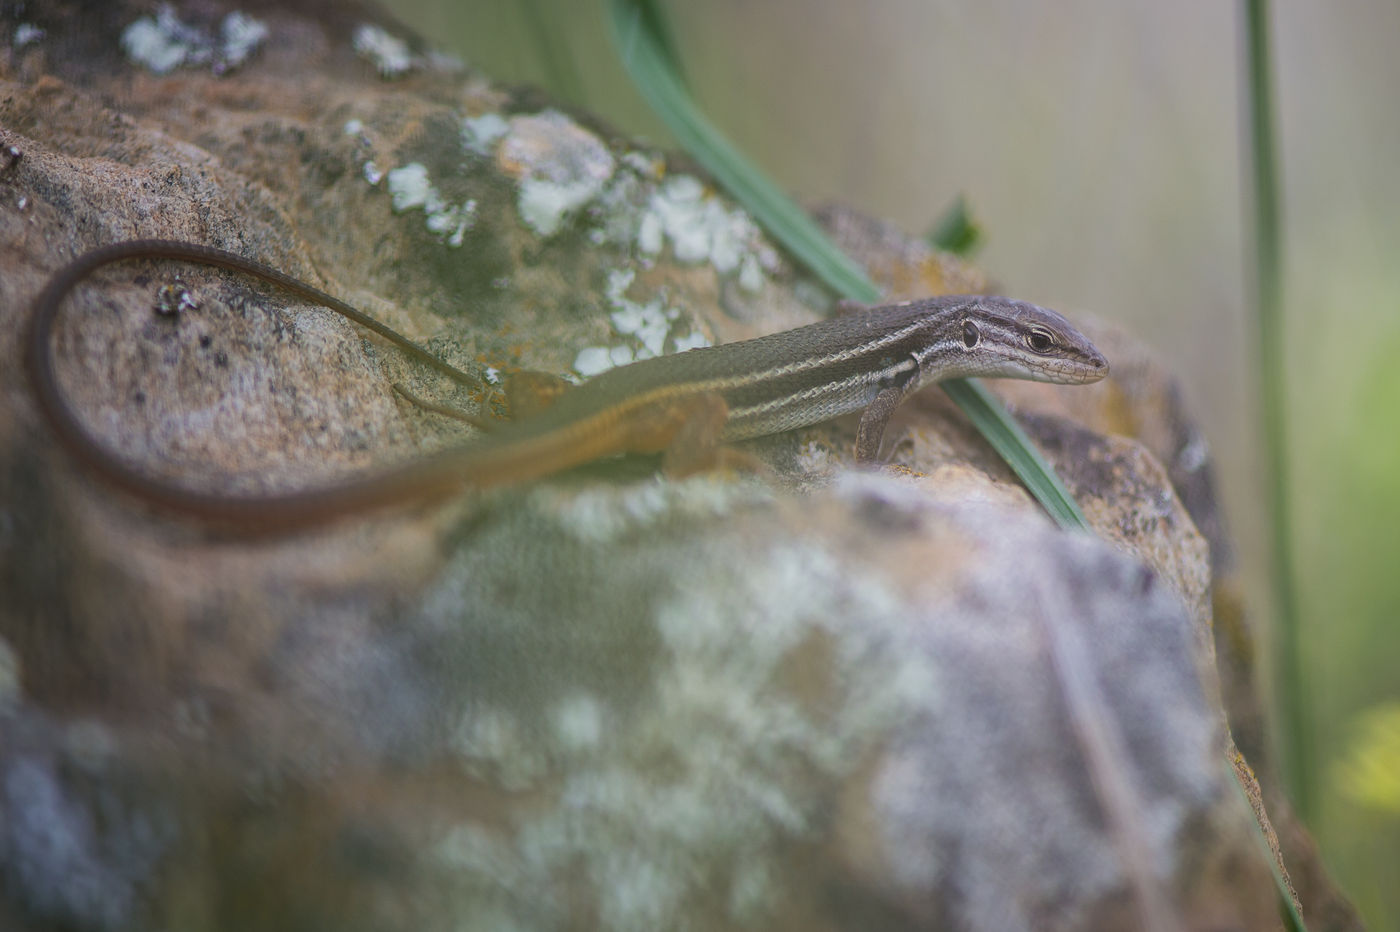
[855,373,918,463]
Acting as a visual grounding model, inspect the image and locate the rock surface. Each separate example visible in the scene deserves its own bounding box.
[0,2,1358,930]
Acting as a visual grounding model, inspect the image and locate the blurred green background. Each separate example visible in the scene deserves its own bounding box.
[382,1,1400,924]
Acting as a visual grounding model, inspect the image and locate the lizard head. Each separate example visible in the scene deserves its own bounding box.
[932,297,1110,385]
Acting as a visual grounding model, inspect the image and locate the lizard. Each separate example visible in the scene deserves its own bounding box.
[25,239,1108,532]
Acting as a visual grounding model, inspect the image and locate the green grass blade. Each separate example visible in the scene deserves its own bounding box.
[607,0,1089,529]
[1241,0,1310,823]
[1236,14,1313,930]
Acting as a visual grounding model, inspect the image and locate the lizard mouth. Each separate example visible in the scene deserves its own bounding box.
[1040,353,1109,384]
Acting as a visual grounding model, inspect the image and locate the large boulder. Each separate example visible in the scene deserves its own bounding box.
[0,2,1357,929]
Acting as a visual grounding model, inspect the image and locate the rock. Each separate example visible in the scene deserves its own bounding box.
[0,1,1358,930]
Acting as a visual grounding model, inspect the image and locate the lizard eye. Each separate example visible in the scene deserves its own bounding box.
[961,320,980,349]
[1026,328,1056,353]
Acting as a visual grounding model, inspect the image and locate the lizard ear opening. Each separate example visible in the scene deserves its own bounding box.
[961,320,980,349]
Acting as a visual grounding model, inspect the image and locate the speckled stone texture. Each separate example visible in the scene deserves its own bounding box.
[0,2,1359,930]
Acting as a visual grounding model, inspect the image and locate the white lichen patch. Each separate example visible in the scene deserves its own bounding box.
[571,346,615,378]
[587,159,779,291]
[427,515,935,928]
[518,178,605,238]
[653,536,939,767]
[386,163,431,210]
[461,113,510,156]
[548,478,773,545]
[571,268,710,377]
[607,288,671,359]
[794,439,838,478]
[435,823,522,886]
[220,12,268,67]
[352,23,415,78]
[670,330,711,353]
[451,705,548,791]
[737,251,766,291]
[14,23,44,47]
[122,17,185,74]
[120,5,267,76]
[483,110,776,293]
[552,695,604,752]
[499,110,616,237]
[386,162,476,247]
[638,174,778,292]
[341,120,383,185]
[620,150,664,181]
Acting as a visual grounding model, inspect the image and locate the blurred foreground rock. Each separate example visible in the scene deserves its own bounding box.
[0,1,1359,930]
